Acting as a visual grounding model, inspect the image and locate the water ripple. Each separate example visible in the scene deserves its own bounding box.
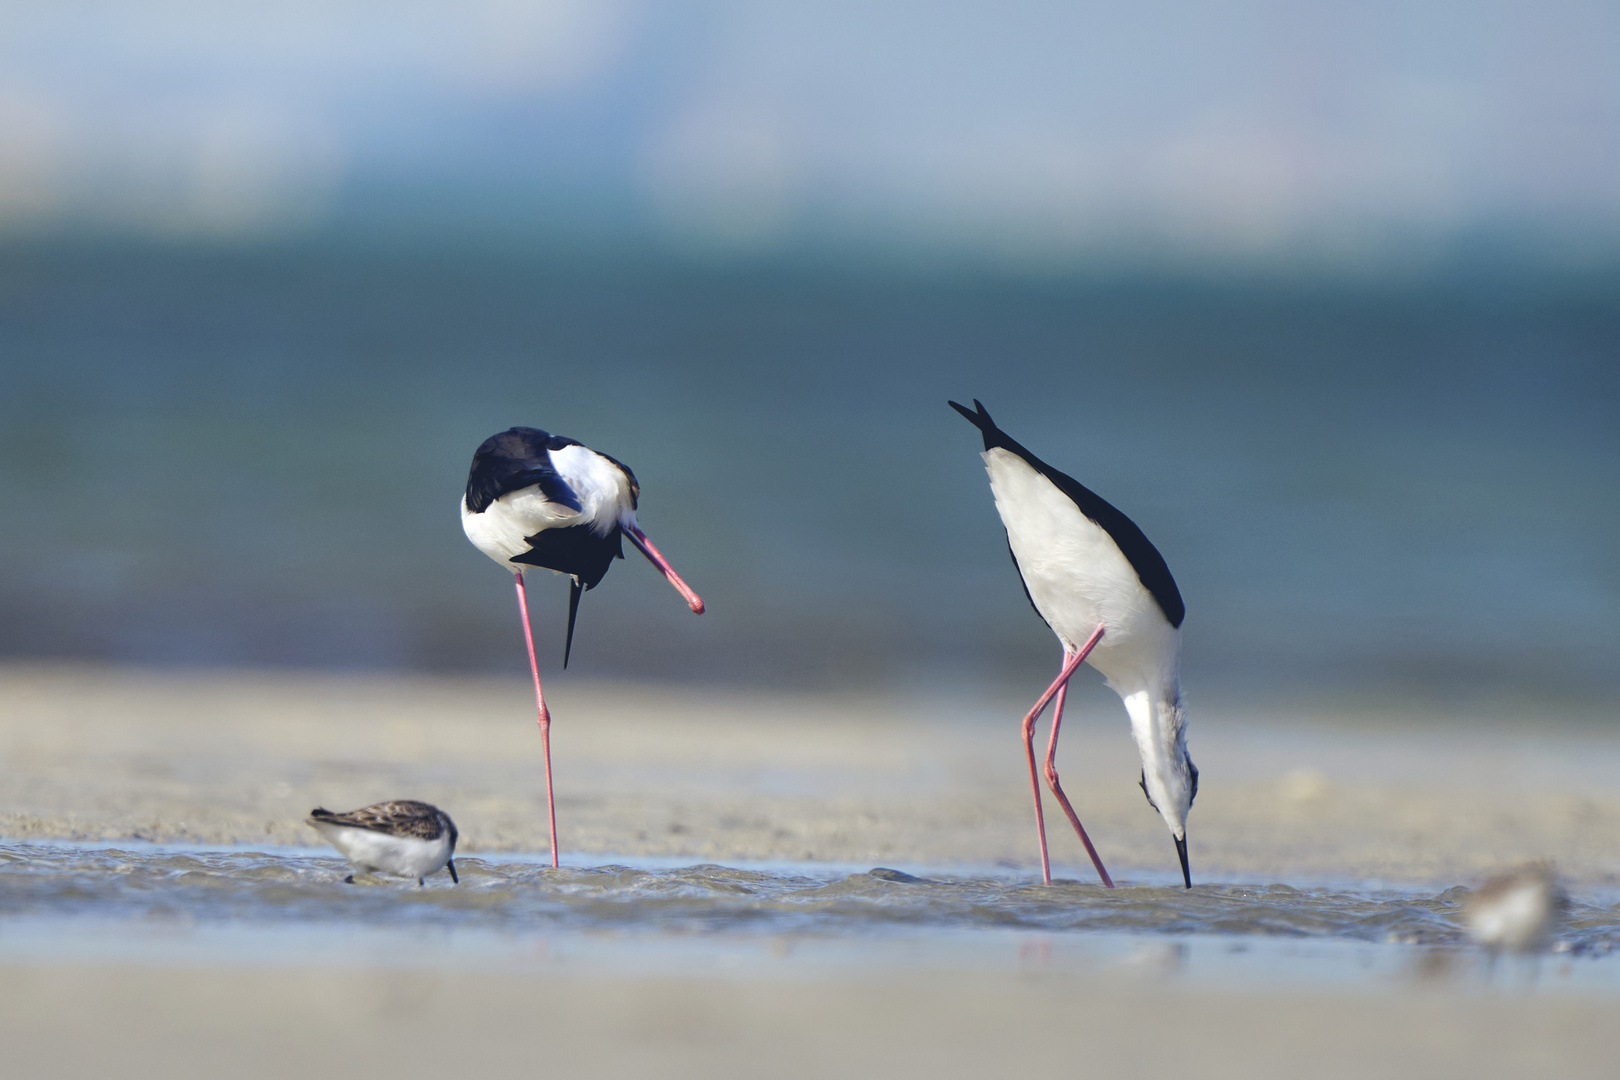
[2,842,1617,956]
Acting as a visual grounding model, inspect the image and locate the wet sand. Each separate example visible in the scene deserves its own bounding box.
[3,663,1618,883]
[5,962,1617,1080]
[3,663,1619,1078]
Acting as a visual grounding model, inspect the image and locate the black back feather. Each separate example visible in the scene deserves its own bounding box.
[949,398,1185,628]
[464,427,584,514]
[510,522,625,589]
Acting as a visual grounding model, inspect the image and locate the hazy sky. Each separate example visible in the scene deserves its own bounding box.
[1,1,1616,265]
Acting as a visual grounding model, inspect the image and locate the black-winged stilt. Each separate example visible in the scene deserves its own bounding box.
[461,426,705,867]
[309,800,460,886]
[950,399,1196,888]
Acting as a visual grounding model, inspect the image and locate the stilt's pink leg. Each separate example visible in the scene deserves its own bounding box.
[1019,630,1102,885]
[623,524,705,614]
[1043,627,1114,888]
[1022,704,1053,886]
[514,571,559,868]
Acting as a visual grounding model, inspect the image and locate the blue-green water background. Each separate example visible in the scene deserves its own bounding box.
[1,240,1615,702]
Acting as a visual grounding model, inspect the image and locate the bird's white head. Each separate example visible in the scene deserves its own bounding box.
[1126,688,1198,887]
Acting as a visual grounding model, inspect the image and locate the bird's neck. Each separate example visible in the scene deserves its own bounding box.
[1121,677,1191,832]
[1121,679,1185,758]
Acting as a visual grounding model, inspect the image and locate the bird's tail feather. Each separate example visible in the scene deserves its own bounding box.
[948,398,1005,452]
[563,578,583,668]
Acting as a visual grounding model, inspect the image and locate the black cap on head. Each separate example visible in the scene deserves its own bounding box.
[1175,835,1191,889]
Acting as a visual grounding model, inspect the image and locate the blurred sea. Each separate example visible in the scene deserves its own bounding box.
[0,239,1615,704]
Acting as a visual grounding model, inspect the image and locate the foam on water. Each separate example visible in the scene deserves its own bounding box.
[3,841,1618,991]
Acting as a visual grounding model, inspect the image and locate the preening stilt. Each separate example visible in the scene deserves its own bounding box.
[461,426,705,867]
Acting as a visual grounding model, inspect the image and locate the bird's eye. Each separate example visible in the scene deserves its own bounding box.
[1138,770,1159,811]
[1187,757,1199,806]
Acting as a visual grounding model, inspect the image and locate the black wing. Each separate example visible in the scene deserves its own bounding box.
[509,521,626,666]
[949,399,1185,628]
[510,522,624,590]
[464,427,585,514]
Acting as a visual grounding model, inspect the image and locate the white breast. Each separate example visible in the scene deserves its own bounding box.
[982,447,1178,692]
[461,444,638,573]
[547,444,638,528]
[312,823,453,880]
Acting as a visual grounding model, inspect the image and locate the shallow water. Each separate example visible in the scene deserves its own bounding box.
[3,245,1617,700]
[3,841,1618,991]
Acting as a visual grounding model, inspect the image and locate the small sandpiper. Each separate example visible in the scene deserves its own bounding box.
[308,800,460,886]
[1464,862,1568,955]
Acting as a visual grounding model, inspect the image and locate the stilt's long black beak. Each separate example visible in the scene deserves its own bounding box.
[563,578,583,668]
[447,859,459,885]
[1175,835,1191,889]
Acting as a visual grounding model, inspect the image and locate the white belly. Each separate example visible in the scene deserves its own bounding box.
[983,447,1178,690]
[461,488,581,571]
[312,823,454,880]
[461,444,637,573]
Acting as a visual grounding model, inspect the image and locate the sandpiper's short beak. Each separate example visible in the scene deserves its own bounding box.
[447,859,459,884]
[1174,835,1191,889]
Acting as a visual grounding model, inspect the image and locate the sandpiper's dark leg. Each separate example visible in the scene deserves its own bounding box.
[1041,626,1113,887]
[513,571,559,869]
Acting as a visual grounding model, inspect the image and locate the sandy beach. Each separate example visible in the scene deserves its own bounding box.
[6,963,1618,1080]
[3,663,1617,883]
[3,663,1619,1078]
